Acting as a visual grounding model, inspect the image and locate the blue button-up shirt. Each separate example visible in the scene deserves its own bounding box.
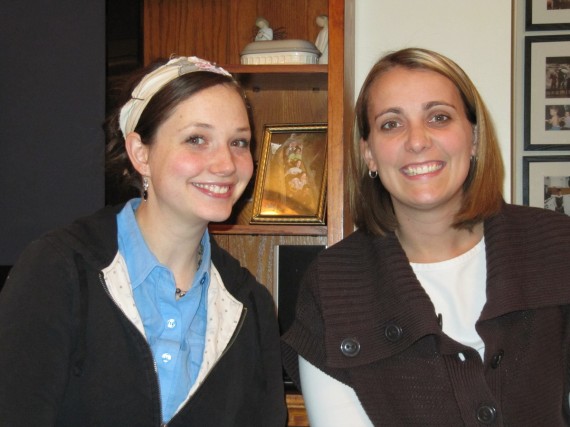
[117,199,211,422]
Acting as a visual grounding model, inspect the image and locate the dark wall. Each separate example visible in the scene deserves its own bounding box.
[0,1,106,265]
[105,0,143,205]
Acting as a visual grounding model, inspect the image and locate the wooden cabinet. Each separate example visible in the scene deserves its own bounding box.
[143,0,354,287]
[143,1,354,424]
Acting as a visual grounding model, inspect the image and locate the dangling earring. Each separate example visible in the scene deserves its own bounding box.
[471,130,478,163]
[368,169,378,179]
[142,177,149,201]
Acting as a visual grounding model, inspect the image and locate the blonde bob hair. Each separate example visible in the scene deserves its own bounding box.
[351,47,504,236]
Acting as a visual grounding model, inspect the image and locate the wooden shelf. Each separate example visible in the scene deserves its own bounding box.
[225,64,328,91]
[209,224,327,236]
[224,64,327,74]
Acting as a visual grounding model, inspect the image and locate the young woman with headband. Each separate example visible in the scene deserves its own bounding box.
[0,56,286,426]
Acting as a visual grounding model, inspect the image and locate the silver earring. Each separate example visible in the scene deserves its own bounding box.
[142,177,149,201]
[368,170,378,179]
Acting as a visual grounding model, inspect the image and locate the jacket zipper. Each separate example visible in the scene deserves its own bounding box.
[98,272,164,425]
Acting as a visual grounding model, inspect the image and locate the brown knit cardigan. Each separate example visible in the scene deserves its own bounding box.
[282,203,570,426]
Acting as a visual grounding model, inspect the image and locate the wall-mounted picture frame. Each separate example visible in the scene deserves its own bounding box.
[251,123,327,224]
[523,156,570,216]
[526,0,570,31]
[524,35,570,150]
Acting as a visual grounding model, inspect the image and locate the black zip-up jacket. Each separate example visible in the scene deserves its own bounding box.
[0,204,286,426]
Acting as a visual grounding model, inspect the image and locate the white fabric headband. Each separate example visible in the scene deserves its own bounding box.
[119,56,232,137]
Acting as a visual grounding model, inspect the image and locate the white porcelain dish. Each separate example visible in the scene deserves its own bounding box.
[240,39,321,65]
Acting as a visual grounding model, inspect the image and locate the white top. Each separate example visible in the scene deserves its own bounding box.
[299,357,374,427]
[299,238,487,426]
[411,237,486,358]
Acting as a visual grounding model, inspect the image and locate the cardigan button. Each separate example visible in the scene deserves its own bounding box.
[490,350,504,369]
[476,405,497,424]
[384,323,403,342]
[340,338,360,357]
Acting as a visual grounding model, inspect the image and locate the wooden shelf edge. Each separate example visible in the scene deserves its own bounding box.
[209,224,327,236]
[224,64,327,74]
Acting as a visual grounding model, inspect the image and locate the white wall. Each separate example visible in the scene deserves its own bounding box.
[355,0,513,200]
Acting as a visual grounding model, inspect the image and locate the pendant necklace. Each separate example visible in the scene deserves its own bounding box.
[175,243,204,300]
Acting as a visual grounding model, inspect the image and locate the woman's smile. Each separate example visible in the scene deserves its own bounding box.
[400,161,445,177]
[192,182,233,197]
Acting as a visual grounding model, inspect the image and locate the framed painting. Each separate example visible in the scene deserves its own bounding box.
[251,123,327,224]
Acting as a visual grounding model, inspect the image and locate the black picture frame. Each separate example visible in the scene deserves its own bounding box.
[524,35,570,150]
[522,156,570,215]
[526,0,570,31]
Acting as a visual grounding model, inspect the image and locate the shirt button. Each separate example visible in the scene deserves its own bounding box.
[476,405,497,424]
[167,319,177,329]
[490,350,504,369]
[384,323,403,342]
[161,353,172,363]
[340,338,360,357]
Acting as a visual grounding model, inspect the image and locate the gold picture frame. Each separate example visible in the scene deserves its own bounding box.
[251,123,327,224]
